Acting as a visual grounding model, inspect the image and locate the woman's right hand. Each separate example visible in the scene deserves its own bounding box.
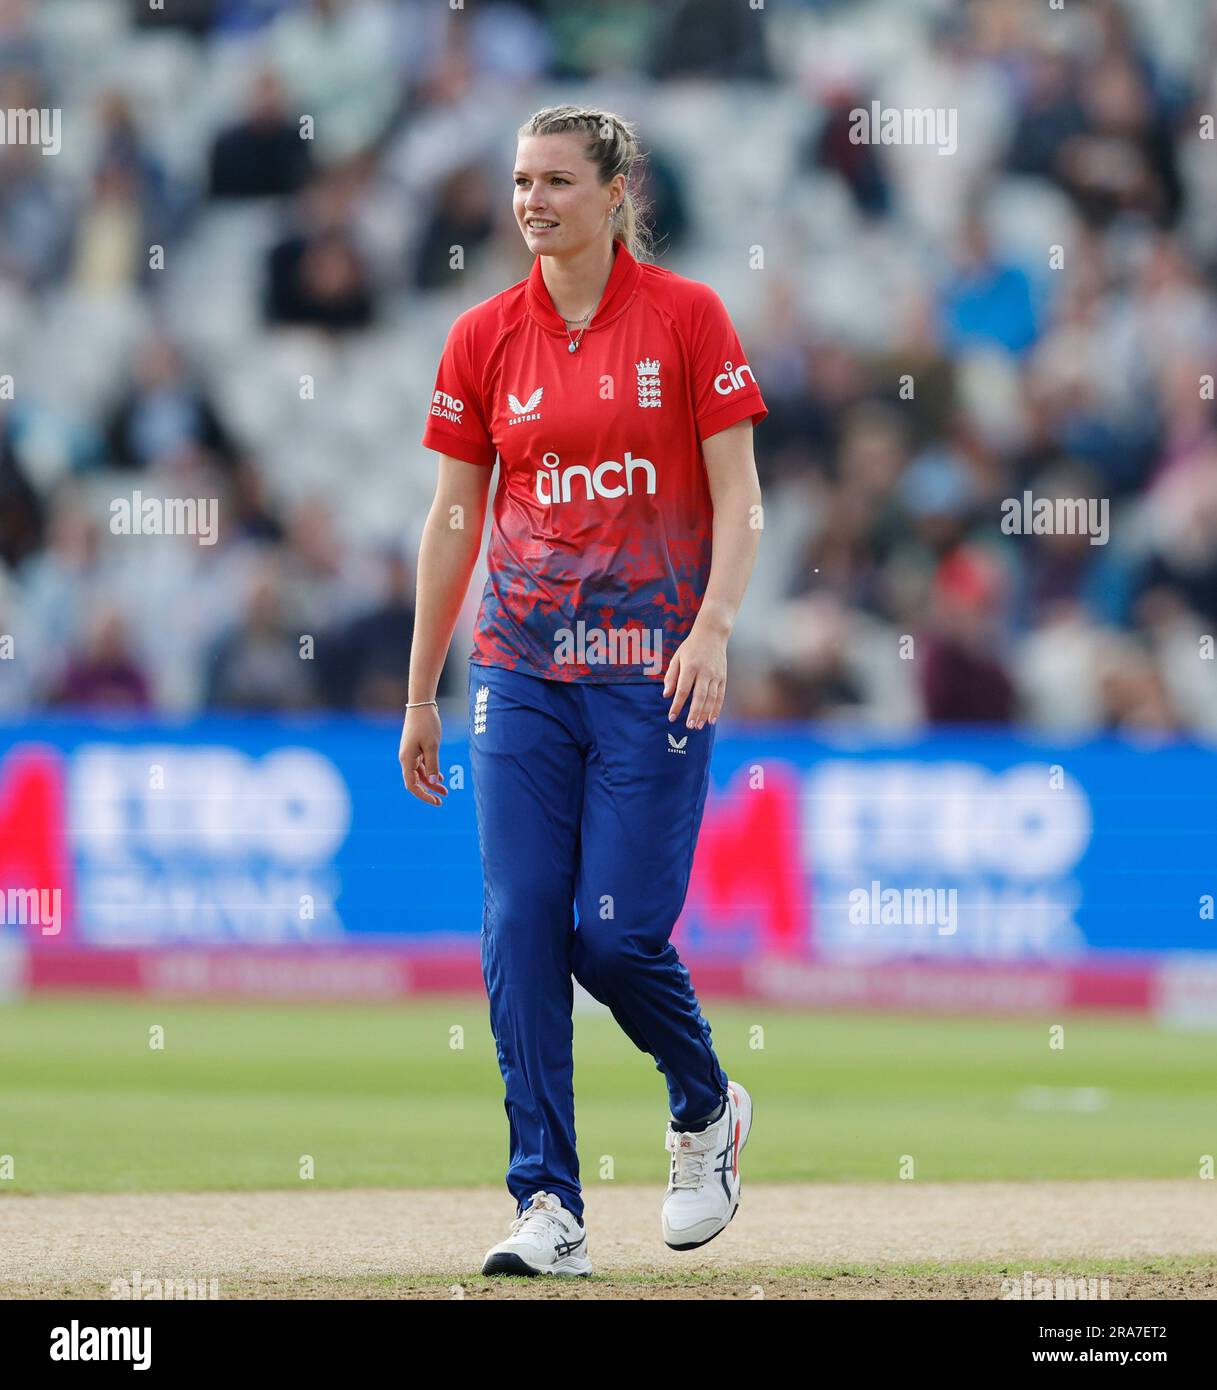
[399,704,447,806]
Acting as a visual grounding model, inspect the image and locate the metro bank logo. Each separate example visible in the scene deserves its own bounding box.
[0,742,352,947]
[0,747,73,937]
[430,389,464,425]
[678,763,807,958]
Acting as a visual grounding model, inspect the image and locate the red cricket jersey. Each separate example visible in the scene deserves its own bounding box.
[420,239,767,681]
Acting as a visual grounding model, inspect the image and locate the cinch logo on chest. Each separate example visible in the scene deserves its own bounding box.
[535,449,656,505]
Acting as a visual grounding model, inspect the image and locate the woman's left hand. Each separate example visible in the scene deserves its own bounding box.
[664,623,727,729]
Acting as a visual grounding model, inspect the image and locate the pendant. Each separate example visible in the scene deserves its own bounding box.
[568,341,576,353]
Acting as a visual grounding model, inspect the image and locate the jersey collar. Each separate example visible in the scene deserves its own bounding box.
[526,239,642,337]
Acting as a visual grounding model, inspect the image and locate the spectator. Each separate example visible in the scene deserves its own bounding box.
[651,0,773,80]
[0,570,32,711]
[223,458,286,544]
[939,214,1039,356]
[316,544,421,710]
[47,604,152,711]
[632,143,689,258]
[266,0,401,164]
[919,549,1017,725]
[68,88,186,295]
[16,493,105,687]
[807,80,891,219]
[409,161,495,291]
[543,0,661,81]
[1004,45,1088,182]
[0,411,43,570]
[0,71,71,289]
[0,0,46,78]
[92,90,183,254]
[212,0,297,35]
[205,561,316,710]
[266,173,376,331]
[1056,55,1184,229]
[131,0,218,34]
[209,70,314,200]
[105,335,238,472]
[1094,633,1180,733]
[744,594,867,721]
[278,498,379,632]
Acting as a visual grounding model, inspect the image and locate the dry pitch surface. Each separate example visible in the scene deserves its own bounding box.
[3,1180,1216,1299]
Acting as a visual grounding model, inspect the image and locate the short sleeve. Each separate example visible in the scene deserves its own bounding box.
[686,285,768,444]
[420,311,497,467]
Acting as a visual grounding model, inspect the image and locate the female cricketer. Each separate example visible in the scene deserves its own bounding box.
[402,105,767,1277]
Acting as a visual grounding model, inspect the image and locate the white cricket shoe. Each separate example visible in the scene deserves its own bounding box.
[662,1081,753,1250]
[482,1190,592,1277]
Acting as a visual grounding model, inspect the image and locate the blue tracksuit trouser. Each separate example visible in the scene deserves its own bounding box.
[467,661,729,1224]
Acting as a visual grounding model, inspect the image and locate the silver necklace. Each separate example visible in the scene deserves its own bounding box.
[562,307,594,353]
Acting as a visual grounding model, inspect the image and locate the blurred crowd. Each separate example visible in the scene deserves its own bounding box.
[1,0,1216,734]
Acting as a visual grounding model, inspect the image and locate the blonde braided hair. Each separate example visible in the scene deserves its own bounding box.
[517,104,654,263]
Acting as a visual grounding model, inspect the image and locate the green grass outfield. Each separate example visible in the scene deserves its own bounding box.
[0,996,1214,1194]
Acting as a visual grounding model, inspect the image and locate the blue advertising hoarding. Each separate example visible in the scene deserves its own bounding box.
[0,717,1214,963]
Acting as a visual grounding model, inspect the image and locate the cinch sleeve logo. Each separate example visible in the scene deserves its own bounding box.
[713,360,757,396]
[431,389,464,425]
[535,450,657,504]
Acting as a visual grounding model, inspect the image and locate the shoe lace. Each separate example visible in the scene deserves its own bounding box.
[666,1128,710,1190]
[509,1191,571,1239]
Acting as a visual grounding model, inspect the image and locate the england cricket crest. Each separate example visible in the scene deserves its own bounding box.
[635,357,662,408]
